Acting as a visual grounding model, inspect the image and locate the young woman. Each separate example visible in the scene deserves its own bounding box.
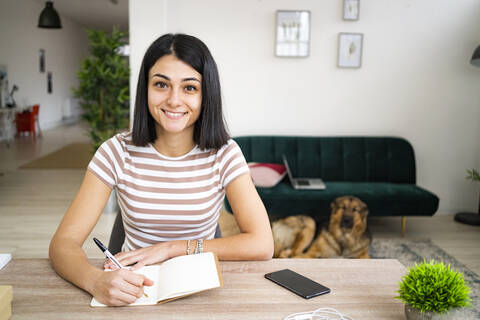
[49,33,273,306]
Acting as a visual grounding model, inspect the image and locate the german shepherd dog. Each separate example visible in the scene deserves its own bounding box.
[272,196,371,259]
[272,215,316,258]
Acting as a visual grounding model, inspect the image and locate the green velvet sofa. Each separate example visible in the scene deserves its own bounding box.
[224,136,439,236]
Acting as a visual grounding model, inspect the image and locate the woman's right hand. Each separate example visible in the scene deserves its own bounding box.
[90,268,154,306]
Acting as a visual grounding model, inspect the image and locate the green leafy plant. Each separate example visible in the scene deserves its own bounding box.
[466,168,480,182]
[73,27,130,153]
[397,260,471,313]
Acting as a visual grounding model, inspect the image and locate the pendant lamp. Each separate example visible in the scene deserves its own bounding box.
[38,1,62,29]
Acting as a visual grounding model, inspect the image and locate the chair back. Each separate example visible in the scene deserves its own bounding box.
[32,104,39,116]
[16,111,35,134]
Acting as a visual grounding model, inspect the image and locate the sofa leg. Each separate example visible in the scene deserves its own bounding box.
[401,217,406,237]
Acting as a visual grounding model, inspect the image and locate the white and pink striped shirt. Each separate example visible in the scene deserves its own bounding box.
[87,132,249,251]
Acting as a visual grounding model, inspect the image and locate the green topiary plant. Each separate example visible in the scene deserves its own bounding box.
[397,260,471,314]
[73,27,130,153]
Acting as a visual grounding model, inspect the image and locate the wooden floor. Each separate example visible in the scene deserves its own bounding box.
[1,122,479,274]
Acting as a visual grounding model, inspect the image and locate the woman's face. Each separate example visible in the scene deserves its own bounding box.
[147,54,202,137]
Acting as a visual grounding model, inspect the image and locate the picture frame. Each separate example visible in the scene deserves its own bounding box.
[47,71,52,94]
[275,10,310,58]
[337,33,363,68]
[343,0,360,21]
[39,49,45,73]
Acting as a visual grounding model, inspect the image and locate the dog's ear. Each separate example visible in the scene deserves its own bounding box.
[349,197,368,218]
[357,199,368,216]
[357,202,369,218]
[331,199,340,211]
[360,207,369,219]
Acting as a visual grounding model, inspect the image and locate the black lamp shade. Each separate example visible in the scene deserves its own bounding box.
[471,45,480,67]
[38,1,62,29]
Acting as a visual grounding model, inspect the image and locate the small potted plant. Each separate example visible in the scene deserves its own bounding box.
[397,260,471,319]
[454,168,480,225]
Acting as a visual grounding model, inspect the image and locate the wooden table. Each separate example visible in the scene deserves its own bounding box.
[0,258,406,319]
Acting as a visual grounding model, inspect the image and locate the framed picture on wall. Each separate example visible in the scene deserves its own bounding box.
[39,49,45,73]
[337,33,363,68]
[275,10,310,58]
[47,71,52,94]
[343,0,360,21]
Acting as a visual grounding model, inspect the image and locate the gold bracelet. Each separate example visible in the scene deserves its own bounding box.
[186,240,191,255]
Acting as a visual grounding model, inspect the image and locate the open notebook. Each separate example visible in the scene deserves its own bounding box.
[0,254,11,270]
[91,252,223,307]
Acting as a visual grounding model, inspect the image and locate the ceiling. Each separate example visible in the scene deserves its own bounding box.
[32,0,128,32]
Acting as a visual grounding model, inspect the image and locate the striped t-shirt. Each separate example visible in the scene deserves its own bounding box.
[87,132,249,252]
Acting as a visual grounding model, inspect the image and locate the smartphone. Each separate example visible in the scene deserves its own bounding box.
[265,269,331,299]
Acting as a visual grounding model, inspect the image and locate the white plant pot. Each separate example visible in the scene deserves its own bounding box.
[104,189,119,214]
[405,305,459,320]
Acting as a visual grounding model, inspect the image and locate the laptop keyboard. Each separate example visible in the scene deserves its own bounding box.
[297,180,310,185]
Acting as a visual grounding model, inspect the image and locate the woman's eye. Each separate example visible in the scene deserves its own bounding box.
[154,81,167,88]
[185,85,197,92]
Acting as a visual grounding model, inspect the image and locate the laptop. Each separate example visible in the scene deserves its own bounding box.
[282,155,326,190]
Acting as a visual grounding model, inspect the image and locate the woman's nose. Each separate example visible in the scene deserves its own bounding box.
[167,88,182,107]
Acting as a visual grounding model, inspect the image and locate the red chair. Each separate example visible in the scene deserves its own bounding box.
[16,110,35,137]
[16,104,41,139]
[32,104,42,137]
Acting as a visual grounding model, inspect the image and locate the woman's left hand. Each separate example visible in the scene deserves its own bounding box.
[104,243,171,271]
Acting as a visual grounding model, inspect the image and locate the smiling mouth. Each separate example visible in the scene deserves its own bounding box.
[162,109,188,120]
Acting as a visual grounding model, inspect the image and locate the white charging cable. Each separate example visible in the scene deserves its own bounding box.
[283,307,354,320]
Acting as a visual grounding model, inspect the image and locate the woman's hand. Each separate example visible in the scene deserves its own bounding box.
[104,242,172,271]
[90,268,154,306]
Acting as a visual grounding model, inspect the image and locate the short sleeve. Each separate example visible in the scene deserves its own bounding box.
[87,137,122,189]
[219,140,250,188]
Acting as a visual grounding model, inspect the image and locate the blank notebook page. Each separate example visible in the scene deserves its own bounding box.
[157,252,220,299]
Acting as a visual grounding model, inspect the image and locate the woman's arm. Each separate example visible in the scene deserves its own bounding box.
[211,172,274,260]
[49,171,153,306]
[108,173,273,270]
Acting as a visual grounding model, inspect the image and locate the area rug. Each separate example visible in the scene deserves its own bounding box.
[19,143,92,169]
[370,238,480,318]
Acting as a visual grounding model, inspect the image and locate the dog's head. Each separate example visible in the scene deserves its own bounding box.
[329,196,368,233]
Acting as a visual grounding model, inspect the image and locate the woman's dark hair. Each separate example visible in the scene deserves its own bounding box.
[132,33,230,150]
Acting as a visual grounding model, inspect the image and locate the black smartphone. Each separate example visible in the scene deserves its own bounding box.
[265,269,331,299]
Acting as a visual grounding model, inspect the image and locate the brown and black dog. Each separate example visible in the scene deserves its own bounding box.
[272,196,371,259]
[271,215,316,258]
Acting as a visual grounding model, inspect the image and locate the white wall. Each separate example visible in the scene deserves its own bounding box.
[129,0,480,215]
[128,0,167,126]
[0,0,88,130]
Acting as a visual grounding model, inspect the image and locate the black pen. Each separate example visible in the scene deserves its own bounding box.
[93,237,148,298]
[93,237,124,270]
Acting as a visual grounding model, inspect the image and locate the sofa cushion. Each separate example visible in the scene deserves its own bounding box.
[248,162,286,188]
[225,182,439,219]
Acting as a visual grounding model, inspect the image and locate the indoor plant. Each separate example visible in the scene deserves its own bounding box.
[454,168,480,225]
[73,27,129,153]
[397,260,471,319]
[73,27,129,213]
